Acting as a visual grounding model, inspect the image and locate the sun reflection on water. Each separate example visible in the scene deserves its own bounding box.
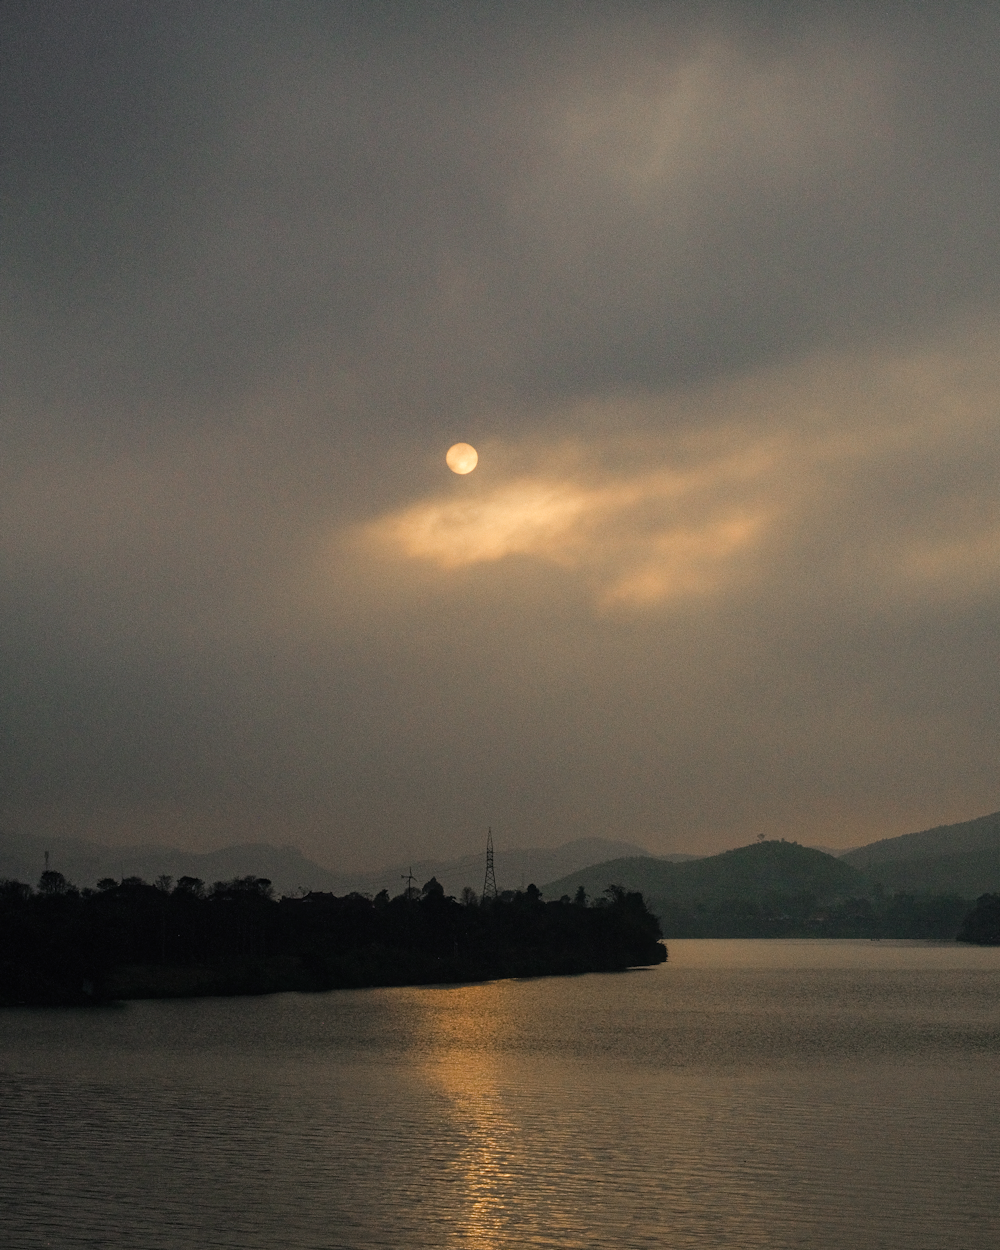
[403,981,598,1247]
[411,986,527,1247]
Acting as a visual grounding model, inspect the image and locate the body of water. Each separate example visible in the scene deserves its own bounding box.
[2,939,999,1248]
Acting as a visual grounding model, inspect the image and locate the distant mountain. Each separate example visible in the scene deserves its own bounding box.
[0,830,669,901]
[335,838,665,900]
[540,840,867,934]
[850,848,1000,897]
[0,832,349,898]
[843,810,1000,866]
[842,811,1000,897]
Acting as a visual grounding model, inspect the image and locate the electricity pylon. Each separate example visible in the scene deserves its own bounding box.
[482,828,498,900]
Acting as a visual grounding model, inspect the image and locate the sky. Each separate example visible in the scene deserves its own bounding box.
[3,1,1000,870]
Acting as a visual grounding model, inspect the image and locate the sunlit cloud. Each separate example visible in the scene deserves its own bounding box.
[372,479,594,569]
[362,328,1000,615]
[601,514,768,607]
[364,452,779,607]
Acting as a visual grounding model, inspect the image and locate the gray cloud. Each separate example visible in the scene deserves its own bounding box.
[2,3,1000,869]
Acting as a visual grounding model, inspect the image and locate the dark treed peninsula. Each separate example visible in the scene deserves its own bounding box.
[0,873,665,1007]
[7,811,1000,1005]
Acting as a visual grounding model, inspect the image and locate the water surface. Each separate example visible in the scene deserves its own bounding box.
[2,939,998,1248]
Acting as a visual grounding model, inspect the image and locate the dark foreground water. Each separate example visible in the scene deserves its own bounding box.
[2,939,999,1249]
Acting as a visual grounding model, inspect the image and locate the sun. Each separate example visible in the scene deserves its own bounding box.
[446,443,478,474]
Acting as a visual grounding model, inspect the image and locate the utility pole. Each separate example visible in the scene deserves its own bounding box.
[482,828,498,901]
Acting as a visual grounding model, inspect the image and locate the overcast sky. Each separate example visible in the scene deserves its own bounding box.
[3,2,1000,869]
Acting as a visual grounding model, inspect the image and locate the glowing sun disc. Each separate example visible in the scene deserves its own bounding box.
[446,442,478,474]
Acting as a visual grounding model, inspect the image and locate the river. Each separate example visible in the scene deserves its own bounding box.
[2,938,998,1248]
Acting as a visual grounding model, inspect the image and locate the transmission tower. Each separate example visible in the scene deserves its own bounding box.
[482,828,498,900]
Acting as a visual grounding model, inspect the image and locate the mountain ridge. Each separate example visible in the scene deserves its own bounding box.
[9,808,1000,904]
[0,831,678,899]
[842,810,1000,867]
[839,810,1000,895]
[538,839,970,937]
[541,840,865,913]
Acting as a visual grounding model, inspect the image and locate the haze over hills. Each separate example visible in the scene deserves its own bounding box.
[0,832,348,899]
[841,810,1000,896]
[7,810,1000,905]
[0,831,676,900]
[848,848,1000,897]
[843,810,1000,864]
[539,839,969,938]
[341,838,682,900]
[541,841,866,919]
[538,813,1000,935]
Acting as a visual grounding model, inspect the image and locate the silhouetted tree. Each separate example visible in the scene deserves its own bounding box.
[175,876,205,898]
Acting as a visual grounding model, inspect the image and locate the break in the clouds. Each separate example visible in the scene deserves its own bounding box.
[365,330,1000,610]
[2,3,1000,869]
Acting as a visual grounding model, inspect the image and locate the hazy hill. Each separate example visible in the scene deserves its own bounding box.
[842,811,1000,896]
[843,810,1000,866]
[541,840,867,934]
[0,832,349,898]
[542,840,863,904]
[848,847,1000,896]
[0,831,670,900]
[335,838,670,900]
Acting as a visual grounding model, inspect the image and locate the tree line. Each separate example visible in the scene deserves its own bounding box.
[0,871,666,1005]
[656,888,975,939]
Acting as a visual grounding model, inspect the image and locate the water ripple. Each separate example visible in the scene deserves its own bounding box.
[2,940,999,1248]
